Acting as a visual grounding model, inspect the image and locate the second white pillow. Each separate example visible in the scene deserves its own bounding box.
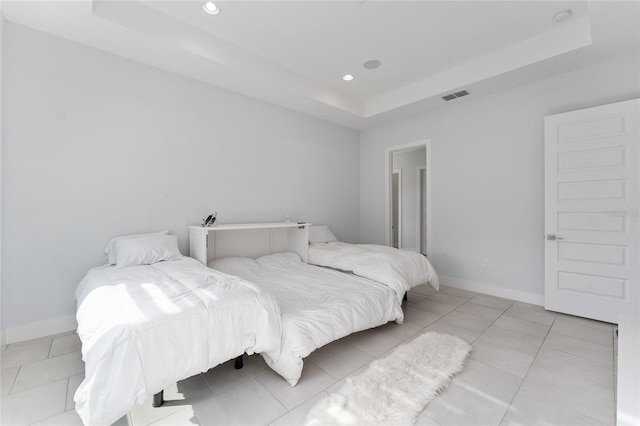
[115,235,183,268]
[308,225,338,244]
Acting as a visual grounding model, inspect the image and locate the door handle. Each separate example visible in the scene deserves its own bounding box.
[546,234,564,241]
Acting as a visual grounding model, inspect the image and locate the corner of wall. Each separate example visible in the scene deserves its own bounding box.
[357,129,366,244]
[0,3,5,348]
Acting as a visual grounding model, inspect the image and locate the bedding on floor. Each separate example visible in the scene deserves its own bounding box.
[308,240,439,303]
[74,256,282,426]
[211,252,404,386]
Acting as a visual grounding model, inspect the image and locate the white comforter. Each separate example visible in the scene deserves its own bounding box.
[74,257,281,426]
[212,253,403,386]
[308,242,439,302]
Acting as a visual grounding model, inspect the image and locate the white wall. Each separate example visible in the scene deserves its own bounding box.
[2,23,360,342]
[4,23,639,342]
[360,54,640,303]
[0,3,5,346]
[392,147,426,251]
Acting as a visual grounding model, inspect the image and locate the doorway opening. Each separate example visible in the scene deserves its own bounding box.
[384,139,432,255]
[417,166,427,255]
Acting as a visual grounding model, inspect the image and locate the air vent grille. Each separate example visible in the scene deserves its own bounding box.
[442,89,471,101]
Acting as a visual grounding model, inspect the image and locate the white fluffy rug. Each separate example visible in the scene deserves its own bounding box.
[305,332,472,426]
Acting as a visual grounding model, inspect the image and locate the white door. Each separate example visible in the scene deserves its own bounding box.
[544,99,639,324]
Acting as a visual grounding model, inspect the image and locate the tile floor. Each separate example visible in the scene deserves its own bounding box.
[1,285,618,426]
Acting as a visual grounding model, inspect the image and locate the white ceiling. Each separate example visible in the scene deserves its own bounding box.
[3,1,639,129]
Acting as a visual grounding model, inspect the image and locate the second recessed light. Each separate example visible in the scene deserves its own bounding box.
[342,74,354,81]
[203,1,220,15]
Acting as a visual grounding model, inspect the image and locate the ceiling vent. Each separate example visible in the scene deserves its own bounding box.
[442,90,470,101]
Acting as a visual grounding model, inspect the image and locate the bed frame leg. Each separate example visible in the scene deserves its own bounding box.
[152,390,164,408]
[234,354,244,370]
[403,292,408,301]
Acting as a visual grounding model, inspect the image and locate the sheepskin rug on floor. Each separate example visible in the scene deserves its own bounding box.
[305,332,472,426]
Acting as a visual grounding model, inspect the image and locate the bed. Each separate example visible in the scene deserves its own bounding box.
[211,252,404,386]
[307,225,439,302]
[74,232,282,426]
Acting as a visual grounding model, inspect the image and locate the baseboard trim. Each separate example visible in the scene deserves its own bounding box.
[438,275,544,306]
[5,315,77,344]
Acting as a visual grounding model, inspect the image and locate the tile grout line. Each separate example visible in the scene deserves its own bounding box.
[464,299,515,345]
[143,406,190,426]
[19,376,72,426]
[555,313,617,330]
[421,299,518,425]
[549,330,614,348]
[8,351,85,396]
[64,376,70,411]
[251,370,295,419]
[409,294,458,315]
[542,333,616,366]
[541,345,614,368]
[420,294,514,344]
[495,309,556,425]
[499,312,554,329]
[493,310,616,426]
[46,337,54,359]
[466,294,515,311]
[8,365,21,395]
[536,315,616,421]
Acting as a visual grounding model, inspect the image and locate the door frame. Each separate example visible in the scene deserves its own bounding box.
[384,139,432,254]
[392,169,402,248]
[416,165,429,255]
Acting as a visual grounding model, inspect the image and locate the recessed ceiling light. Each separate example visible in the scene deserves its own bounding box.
[202,1,220,15]
[553,9,572,23]
[363,60,381,70]
[342,74,354,81]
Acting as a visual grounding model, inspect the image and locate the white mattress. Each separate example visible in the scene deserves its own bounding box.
[74,257,282,426]
[308,242,439,302]
[211,253,404,386]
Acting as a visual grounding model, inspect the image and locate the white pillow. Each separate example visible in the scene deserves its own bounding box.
[115,235,182,268]
[308,225,338,244]
[104,230,169,265]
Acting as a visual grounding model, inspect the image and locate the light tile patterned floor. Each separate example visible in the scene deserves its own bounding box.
[1,286,617,425]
